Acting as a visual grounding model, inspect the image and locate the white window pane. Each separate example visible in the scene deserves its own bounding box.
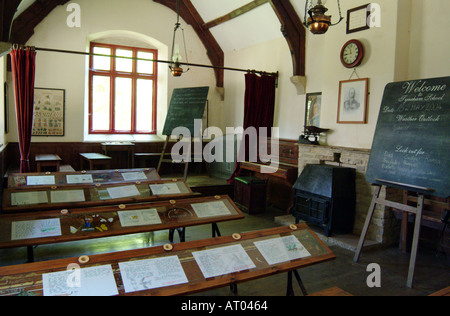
[92,76,110,131]
[93,47,111,71]
[137,52,154,74]
[116,49,133,72]
[136,79,153,132]
[115,78,132,131]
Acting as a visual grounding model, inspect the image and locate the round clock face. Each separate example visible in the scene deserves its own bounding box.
[341,40,364,68]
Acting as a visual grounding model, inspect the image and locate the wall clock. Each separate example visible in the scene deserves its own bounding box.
[340,39,364,68]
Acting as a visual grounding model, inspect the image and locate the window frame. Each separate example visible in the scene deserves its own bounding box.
[88,42,158,135]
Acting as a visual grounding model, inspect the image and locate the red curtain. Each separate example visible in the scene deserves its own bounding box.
[228,73,277,182]
[10,47,37,173]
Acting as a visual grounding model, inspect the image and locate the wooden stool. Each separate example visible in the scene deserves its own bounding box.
[35,154,62,172]
[80,153,112,170]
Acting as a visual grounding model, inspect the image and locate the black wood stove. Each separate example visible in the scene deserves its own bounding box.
[290,164,356,237]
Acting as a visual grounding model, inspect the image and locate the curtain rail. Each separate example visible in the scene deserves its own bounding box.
[32,46,278,77]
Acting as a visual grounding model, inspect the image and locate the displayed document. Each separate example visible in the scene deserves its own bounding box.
[193,244,256,279]
[50,190,86,203]
[121,172,147,181]
[149,183,181,195]
[119,256,188,293]
[254,235,311,266]
[66,174,94,184]
[26,176,55,186]
[107,185,141,199]
[11,218,62,241]
[118,209,162,227]
[191,201,231,218]
[42,265,118,296]
[11,191,48,206]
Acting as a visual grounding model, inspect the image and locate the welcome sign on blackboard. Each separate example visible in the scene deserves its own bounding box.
[162,87,209,137]
[366,76,449,198]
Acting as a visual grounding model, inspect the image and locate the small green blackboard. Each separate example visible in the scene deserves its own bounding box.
[366,76,449,198]
[162,86,209,137]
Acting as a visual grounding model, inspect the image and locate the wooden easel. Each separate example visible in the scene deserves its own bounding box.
[354,179,434,288]
[157,135,190,181]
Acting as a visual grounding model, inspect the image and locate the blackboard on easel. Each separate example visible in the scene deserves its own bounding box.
[365,76,450,198]
[162,86,209,137]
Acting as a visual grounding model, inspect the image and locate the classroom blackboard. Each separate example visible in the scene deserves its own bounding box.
[366,76,449,198]
[162,86,209,137]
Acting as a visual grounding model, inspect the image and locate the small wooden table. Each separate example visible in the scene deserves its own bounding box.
[80,153,112,170]
[35,154,62,172]
[102,142,135,169]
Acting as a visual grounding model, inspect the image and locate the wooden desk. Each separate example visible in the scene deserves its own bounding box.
[101,142,135,169]
[80,153,112,170]
[0,224,335,296]
[2,179,195,214]
[429,286,450,296]
[8,168,161,188]
[35,154,62,172]
[0,195,244,261]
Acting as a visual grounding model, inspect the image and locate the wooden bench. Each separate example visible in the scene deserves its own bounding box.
[429,286,450,296]
[80,153,112,170]
[35,154,62,172]
[0,224,335,296]
[0,195,244,263]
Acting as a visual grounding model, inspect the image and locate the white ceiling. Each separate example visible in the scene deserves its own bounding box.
[13,0,308,52]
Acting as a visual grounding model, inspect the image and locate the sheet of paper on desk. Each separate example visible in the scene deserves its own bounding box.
[50,190,86,203]
[149,183,181,195]
[11,191,48,206]
[121,172,147,181]
[118,209,162,227]
[107,185,141,199]
[254,235,311,266]
[119,256,188,293]
[26,175,55,186]
[191,201,231,218]
[193,244,256,279]
[42,265,118,296]
[66,174,94,184]
[11,218,62,240]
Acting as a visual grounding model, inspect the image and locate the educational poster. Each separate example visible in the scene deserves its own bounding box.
[32,88,65,136]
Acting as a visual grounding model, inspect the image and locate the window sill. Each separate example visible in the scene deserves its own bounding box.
[83,134,165,143]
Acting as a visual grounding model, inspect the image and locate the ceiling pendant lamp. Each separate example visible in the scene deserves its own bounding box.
[304,0,344,35]
[169,0,190,77]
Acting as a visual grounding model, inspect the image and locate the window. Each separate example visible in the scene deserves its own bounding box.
[89,43,157,134]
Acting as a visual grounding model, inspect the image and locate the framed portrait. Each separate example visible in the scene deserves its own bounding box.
[32,88,65,136]
[346,4,370,34]
[337,78,369,124]
[305,92,322,128]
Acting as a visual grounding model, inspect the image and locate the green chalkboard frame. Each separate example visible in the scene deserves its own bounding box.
[162,87,209,137]
[366,76,449,198]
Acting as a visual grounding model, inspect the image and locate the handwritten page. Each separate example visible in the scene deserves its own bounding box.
[150,183,181,195]
[26,176,55,186]
[118,209,162,227]
[119,256,188,293]
[11,218,62,241]
[11,191,48,206]
[42,265,118,296]
[121,172,147,181]
[254,235,311,265]
[66,174,94,184]
[193,244,256,279]
[191,201,231,218]
[107,185,141,199]
[50,190,86,203]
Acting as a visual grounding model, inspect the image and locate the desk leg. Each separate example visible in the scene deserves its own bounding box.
[286,270,307,296]
[212,223,221,238]
[27,246,34,263]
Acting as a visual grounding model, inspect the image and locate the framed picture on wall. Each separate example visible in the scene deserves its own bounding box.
[337,78,369,124]
[305,92,322,128]
[346,4,370,34]
[32,88,65,136]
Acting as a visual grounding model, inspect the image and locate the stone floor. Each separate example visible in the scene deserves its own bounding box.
[0,204,448,296]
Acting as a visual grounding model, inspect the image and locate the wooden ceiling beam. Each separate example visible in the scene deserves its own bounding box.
[10,0,70,45]
[204,0,269,29]
[269,0,306,77]
[0,0,22,42]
